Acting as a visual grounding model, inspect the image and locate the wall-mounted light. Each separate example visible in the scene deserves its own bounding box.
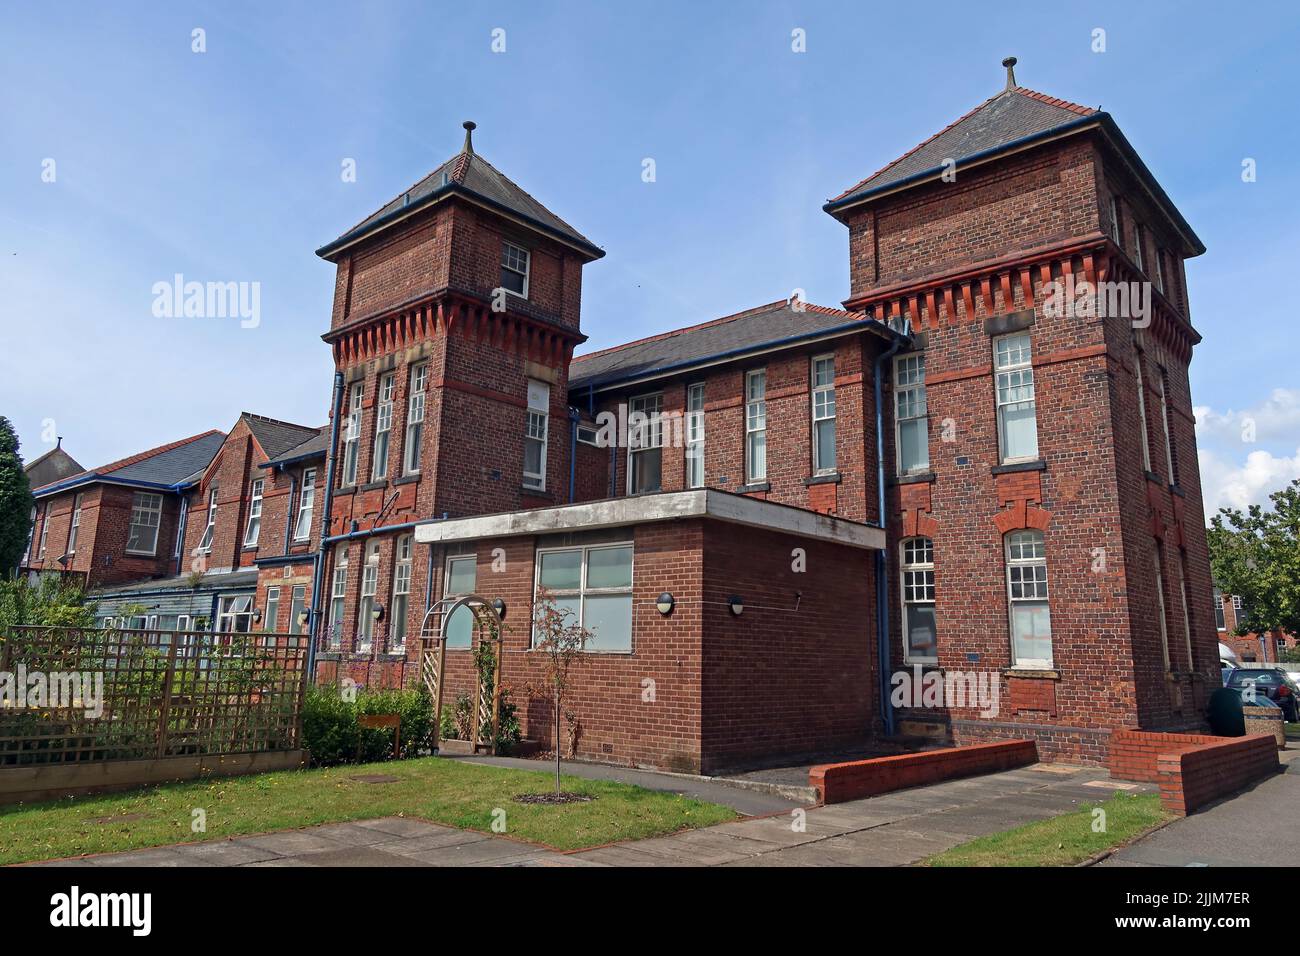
[727,595,744,616]
[252,608,263,623]
[371,602,385,622]
[492,598,507,619]
[656,592,675,615]
[297,610,310,629]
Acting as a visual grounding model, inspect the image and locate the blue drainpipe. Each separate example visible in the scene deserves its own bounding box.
[873,317,910,737]
[568,407,579,503]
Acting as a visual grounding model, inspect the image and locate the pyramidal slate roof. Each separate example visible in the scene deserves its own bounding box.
[33,431,226,497]
[827,86,1098,211]
[263,425,330,469]
[318,124,603,260]
[569,300,895,392]
[241,413,321,462]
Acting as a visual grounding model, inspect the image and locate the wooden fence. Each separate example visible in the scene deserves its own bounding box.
[0,626,309,766]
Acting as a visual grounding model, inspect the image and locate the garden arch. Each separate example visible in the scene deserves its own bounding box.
[418,595,504,754]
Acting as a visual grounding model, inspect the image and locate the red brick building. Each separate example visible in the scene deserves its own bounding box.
[33,63,1222,770]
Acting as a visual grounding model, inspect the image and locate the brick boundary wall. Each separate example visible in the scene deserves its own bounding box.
[1109,729,1280,815]
[809,740,1038,805]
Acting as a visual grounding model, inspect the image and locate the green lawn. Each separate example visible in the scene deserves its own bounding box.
[0,757,738,864]
[924,792,1169,867]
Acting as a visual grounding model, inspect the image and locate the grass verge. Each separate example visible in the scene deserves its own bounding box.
[0,757,737,864]
[924,792,1169,867]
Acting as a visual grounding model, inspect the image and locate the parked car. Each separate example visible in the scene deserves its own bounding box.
[1225,667,1300,721]
[1221,661,1235,686]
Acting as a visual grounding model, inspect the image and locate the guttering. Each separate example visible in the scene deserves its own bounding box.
[315,182,605,262]
[33,473,190,500]
[307,371,345,677]
[260,449,325,471]
[873,319,910,738]
[572,317,900,396]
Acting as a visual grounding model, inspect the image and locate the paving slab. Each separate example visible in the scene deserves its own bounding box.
[235,830,349,855]
[168,840,285,866]
[566,844,689,867]
[401,837,550,866]
[371,829,489,856]
[294,846,429,867]
[351,817,452,838]
[301,822,406,847]
[617,830,766,866]
[708,816,837,846]
[90,846,214,867]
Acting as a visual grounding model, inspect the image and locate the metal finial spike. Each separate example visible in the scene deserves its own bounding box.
[1002,56,1018,91]
[462,120,476,154]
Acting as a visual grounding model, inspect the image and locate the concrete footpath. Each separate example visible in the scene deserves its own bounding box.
[1100,747,1299,868]
[28,761,1150,868]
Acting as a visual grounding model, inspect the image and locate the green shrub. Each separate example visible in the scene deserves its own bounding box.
[0,575,96,630]
[301,685,435,767]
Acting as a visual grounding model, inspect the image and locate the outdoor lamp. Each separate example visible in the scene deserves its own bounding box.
[297,611,309,629]
[252,608,263,623]
[656,592,675,615]
[371,602,385,622]
[492,598,507,619]
[727,595,744,616]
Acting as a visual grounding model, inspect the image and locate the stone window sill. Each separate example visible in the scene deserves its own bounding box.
[889,471,936,486]
[737,482,771,494]
[803,472,841,487]
[1002,667,1060,680]
[991,460,1046,476]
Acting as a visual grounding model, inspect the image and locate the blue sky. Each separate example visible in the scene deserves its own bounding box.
[2,1,1297,517]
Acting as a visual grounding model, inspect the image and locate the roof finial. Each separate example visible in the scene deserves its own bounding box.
[462,120,476,154]
[55,436,62,449]
[1002,56,1018,91]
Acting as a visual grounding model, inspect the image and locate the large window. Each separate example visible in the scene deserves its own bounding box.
[524,379,549,492]
[500,241,530,297]
[1154,549,1171,671]
[745,369,767,483]
[67,493,84,554]
[372,373,395,481]
[358,539,381,651]
[444,554,477,649]
[127,492,164,555]
[264,586,280,634]
[901,537,936,663]
[812,355,836,474]
[1005,529,1051,668]
[895,354,929,475]
[37,507,48,558]
[23,505,34,562]
[628,392,663,494]
[391,534,413,652]
[197,487,217,553]
[994,333,1038,463]
[1177,553,1194,669]
[288,585,307,635]
[1213,586,1226,631]
[534,544,633,653]
[685,383,705,489]
[243,478,264,547]
[342,382,363,486]
[1109,195,1122,246]
[1134,223,1146,272]
[294,468,315,541]
[404,364,428,475]
[328,544,348,649]
[217,595,254,633]
[1134,349,1152,473]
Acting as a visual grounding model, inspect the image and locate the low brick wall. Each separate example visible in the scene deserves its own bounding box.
[809,740,1038,804]
[1109,729,1279,815]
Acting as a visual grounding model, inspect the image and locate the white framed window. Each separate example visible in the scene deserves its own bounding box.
[37,507,49,558]
[1154,548,1171,671]
[264,586,281,634]
[23,505,35,563]
[1109,195,1122,245]
[1006,529,1051,668]
[342,382,363,486]
[67,493,84,554]
[685,383,705,489]
[524,379,549,491]
[371,373,396,481]
[403,364,428,475]
[1157,367,1179,487]
[811,354,837,474]
[177,614,191,632]
[895,354,929,475]
[576,424,600,446]
[1153,248,1166,293]
[745,369,767,483]
[243,478,264,547]
[628,392,663,494]
[358,538,381,651]
[197,487,217,553]
[994,333,1038,464]
[1134,223,1146,272]
[391,534,413,652]
[1177,554,1194,669]
[500,241,530,297]
[328,544,348,649]
[444,554,477,649]
[288,585,307,635]
[127,492,164,556]
[217,595,254,633]
[1133,349,1152,473]
[294,468,316,541]
[901,537,936,663]
[534,543,633,653]
[1213,586,1226,631]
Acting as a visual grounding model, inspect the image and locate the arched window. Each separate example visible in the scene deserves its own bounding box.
[1005,529,1051,667]
[901,537,936,663]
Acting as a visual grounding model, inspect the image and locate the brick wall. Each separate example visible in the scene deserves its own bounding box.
[1108,728,1279,815]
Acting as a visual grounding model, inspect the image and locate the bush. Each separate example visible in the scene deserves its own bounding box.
[302,685,435,767]
[438,687,522,754]
[0,575,96,630]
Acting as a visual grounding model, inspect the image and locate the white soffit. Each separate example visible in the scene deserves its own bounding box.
[413,489,884,551]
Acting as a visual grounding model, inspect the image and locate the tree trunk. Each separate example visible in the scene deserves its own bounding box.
[554,690,561,793]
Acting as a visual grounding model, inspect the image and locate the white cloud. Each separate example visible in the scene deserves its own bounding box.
[1198,445,1300,516]
[1194,387,1300,445]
